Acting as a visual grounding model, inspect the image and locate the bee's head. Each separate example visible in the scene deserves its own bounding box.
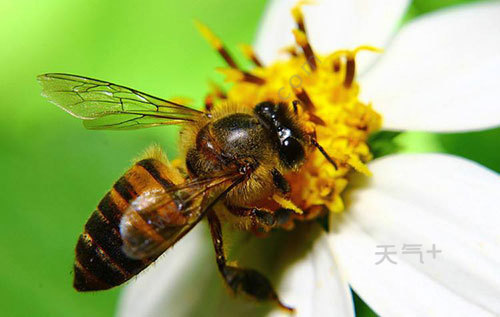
[253,101,307,170]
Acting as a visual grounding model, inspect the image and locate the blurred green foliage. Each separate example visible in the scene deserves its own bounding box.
[0,0,498,316]
[405,0,485,20]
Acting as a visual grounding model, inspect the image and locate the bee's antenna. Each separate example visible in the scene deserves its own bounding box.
[311,138,338,170]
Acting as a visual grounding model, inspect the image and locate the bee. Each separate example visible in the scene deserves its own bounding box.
[37,73,337,311]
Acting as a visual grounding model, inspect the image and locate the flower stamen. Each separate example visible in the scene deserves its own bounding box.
[217,68,266,85]
[292,2,317,71]
[240,44,263,67]
[197,4,383,214]
[281,45,299,57]
[293,86,315,111]
[195,20,239,69]
[196,21,266,85]
[344,55,356,88]
[292,29,317,72]
[204,81,227,111]
[332,57,341,73]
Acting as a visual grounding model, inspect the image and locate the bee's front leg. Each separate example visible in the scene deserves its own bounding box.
[225,203,294,232]
[206,209,293,312]
[271,168,290,196]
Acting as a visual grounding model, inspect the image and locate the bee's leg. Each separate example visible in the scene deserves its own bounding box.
[225,203,294,230]
[271,168,290,196]
[206,209,294,312]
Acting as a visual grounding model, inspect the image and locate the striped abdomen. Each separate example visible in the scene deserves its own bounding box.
[73,158,183,291]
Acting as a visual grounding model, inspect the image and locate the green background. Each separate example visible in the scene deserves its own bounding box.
[0,0,498,316]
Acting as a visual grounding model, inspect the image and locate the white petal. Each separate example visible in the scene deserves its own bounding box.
[117,222,355,316]
[269,223,354,317]
[328,153,500,316]
[254,0,410,69]
[360,2,500,132]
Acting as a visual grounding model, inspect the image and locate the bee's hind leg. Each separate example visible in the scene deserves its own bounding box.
[206,209,294,312]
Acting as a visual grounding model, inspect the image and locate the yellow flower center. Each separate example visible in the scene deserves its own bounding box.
[197,4,382,215]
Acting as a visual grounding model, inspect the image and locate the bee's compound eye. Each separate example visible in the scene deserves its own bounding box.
[254,101,275,117]
[280,137,305,169]
[256,101,274,110]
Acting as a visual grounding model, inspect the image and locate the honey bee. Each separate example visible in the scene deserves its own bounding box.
[37,73,338,311]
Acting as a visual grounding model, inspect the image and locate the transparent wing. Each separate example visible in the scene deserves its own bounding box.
[120,172,242,259]
[37,73,205,130]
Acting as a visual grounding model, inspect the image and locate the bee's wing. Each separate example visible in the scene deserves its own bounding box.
[120,172,243,260]
[37,73,205,130]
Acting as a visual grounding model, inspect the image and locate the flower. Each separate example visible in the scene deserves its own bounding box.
[117,0,500,316]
